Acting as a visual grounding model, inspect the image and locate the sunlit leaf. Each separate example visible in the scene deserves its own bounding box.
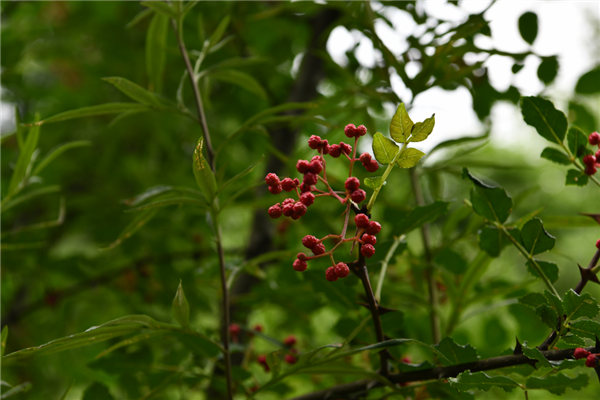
[372,132,399,164]
[396,147,425,168]
[408,114,435,142]
[389,103,413,143]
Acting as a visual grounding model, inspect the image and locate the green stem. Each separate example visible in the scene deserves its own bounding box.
[366,143,407,213]
[374,235,404,303]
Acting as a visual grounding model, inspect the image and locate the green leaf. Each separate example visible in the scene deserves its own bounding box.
[32,140,92,176]
[123,185,203,206]
[396,147,425,168]
[124,197,208,213]
[7,114,40,197]
[434,337,479,366]
[390,103,413,143]
[540,147,570,165]
[0,382,33,399]
[520,96,568,144]
[216,155,264,195]
[563,289,599,321]
[537,56,559,85]
[125,8,153,29]
[449,371,520,393]
[1,185,61,214]
[14,106,25,149]
[408,114,435,142]
[536,304,558,330]
[560,335,586,347]
[575,66,600,94]
[479,226,519,257]
[82,382,115,400]
[569,320,600,339]
[95,331,166,359]
[209,69,267,99]
[434,248,468,275]
[544,290,564,318]
[208,15,230,49]
[32,103,151,125]
[140,1,177,18]
[520,217,555,255]
[364,176,385,190]
[427,131,489,158]
[1,326,7,357]
[567,126,589,157]
[565,169,589,186]
[372,132,400,164]
[102,77,174,107]
[522,343,552,368]
[525,373,588,395]
[519,292,548,310]
[552,359,586,371]
[462,168,513,223]
[172,281,191,329]
[146,11,169,93]
[192,138,217,203]
[101,209,158,250]
[395,201,450,236]
[518,11,538,44]
[526,260,559,283]
[57,381,74,400]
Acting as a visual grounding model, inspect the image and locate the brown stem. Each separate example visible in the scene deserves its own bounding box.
[287,345,600,400]
[409,168,441,344]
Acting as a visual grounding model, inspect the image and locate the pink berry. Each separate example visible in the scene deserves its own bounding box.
[583,155,597,166]
[362,234,377,245]
[230,323,241,336]
[268,185,282,195]
[340,142,352,155]
[355,125,367,137]
[355,214,370,229]
[299,182,312,193]
[300,192,315,207]
[283,198,295,206]
[366,221,382,235]
[596,149,600,159]
[585,354,598,368]
[574,348,590,360]
[361,244,376,258]
[351,189,366,203]
[321,140,330,155]
[268,204,283,219]
[334,262,349,278]
[297,252,308,261]
[293,259,307,271]
[281,178,296,192]
[325,266,338,281]
[596,239,600,249]
[312,242,326,255]
[329,144,341,158]
[296,160,311,174]
[310,160,323,174]
[304,172,318,186]
[284,335,297,347]
[308,135,322,149]
[344,123,357,138]
[265,173,280,186]
[585,165,597,175]
[364,159,379,172]
[345,177,360,191]
[293,202,307,217]
[285,354,297,364]
[302,235,319,249]
[589,131,600,145]
[282,203,295,217]
[257,355,267,364]
[359,152,372,163]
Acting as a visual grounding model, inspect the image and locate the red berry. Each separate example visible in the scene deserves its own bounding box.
[585,165,597,175]
[596,239,600,249]
[589,131,600,145]
[296,160,311,174]
[308,135,323,149]
[351,189,366,203]
[310,160,323,174]
[281,178,296,192]
[596,149,600,159]
[359,152,372,163]
[269,185,283,195]
[344,123,357,138]
[293,202,307,217]
[585,354,598,368]
[284,335,297,347]
[302,235,319,249]
[265,173,280,186]
[583,155,597,166]
[361,244,376,258]
[401,357,411,364]
[334,262,349,278]
[329,144,341,158]
[293,259,308,271]
[345,177,360,191]
[284,354,297,364]
[312,242,326,255]
[300,192,315,207]
[299,182,312,193]
[355,125,367,137]
[283,198,295,205]
[297,252,308,261]
[268,204,283,219]
[253,324,263,333]
[355,214,370,229]
[311,155,322,162]
[230,323,241,335]
[304,172,318,186]
[282,203,295,217]
[366,221,382,235]
[325,266,338,281]
[321,140,330,155]
[574,348,590,360]
[257,355,267,364]
[340,142,352,155]
[362,234,377,245]
[364,159,379,172]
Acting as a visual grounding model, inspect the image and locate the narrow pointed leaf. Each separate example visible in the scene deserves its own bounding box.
[125,8,153,29]
[124,197,208,213]
[146,11,169,93]
[521,96,568,144]
[32,140,92,176]
[7,114,40,196]
[408,114,435,142]
[209,69,267,99]
[449,371,519,393]
[1,185,61,213]
[216,154,264,195]
[427,131,489,157]
[520,217,555,255]
[372,132,399,164]
[192,138,217,202]
[390,103,413,143]
[31,103,151,125]
[101,209,158,250]
[102,77,174,107]
[172,281,191,329]
[563,289,599,321]
[0,382,33,398]
[208,15,230,49]
[396,147,425,168]
[140,1,177,18]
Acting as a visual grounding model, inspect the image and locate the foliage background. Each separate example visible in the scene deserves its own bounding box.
[1,1,599,399]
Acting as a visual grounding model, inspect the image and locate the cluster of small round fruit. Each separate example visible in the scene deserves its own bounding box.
[229,323,262,343]
[573,347,599,368]
[257,335,298,372]
[583,131,600,176]
[265,124,382,281]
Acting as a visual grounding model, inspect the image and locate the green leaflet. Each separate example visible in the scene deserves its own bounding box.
[396,147,425,168]
[389,103,413,143]
[372,132,399,164]
[449,371,519,393]
[563,289,599,321]
[408,114,435,142]
[193,138,217,203]
[520,217,555,255]
[434,337,479,366]
[172,281,191,329]
[525,373,588,395]
[462,168,513,223]
[520,96,568,145]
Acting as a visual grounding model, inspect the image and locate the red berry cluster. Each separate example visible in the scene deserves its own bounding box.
[229,323,262,343]
[583,131,600,176]
[265,123,382,281]
[574,347,599,368]
[256,334,299,372]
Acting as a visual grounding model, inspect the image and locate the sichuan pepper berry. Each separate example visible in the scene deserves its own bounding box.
[285,354,297,364]
[589,131,600,145]
[355,214,370,229]
[325,266,338,282]
[366,221,382,235]
[283,335,297,347]
[585,354,598,368]
[268,204,283,219]
[361,244,376,258]
[574,348,590,360]
[350,189,366,203]
[345,177,360,191]
[302,235,319,249]
[293,259,307,272]
[362,234,377,245]
[334,262,349,278]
